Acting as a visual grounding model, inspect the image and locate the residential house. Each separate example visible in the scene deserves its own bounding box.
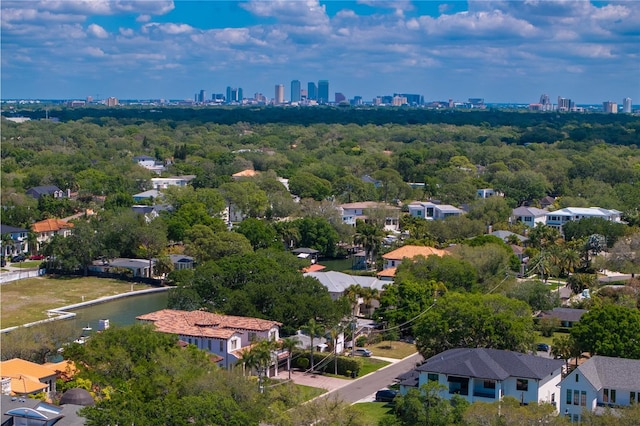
[0,359,58,397]
[361,174,382,188]
[511,206,548,228]
[338,202,400,232]
[26,185,67,200]
[380,245,448,279]
[131,204,172,222]
[539,196,556,210]
[399,348,564,410]
[31,219,74,251]
[150,175,196,190]
[0,225,29,257]
[490,230,528,245]
[545,207,622,234]
[137,309,282,376]
[132,189,161,203]
[408,201,464,220]
[167,254,195,271]
[559,355,640,423]
[536,308,588,329]
[133,155,165,174]
[477,188,503,199]
[232,169,259,180]
[89,258,153,278]
[1,394,88,426]
[292,248,319,264]
[304,270,387,316]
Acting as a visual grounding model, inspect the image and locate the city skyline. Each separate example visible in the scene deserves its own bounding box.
[2,1,639,103]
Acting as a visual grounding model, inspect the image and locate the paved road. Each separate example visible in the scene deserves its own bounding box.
[321,352,423,404]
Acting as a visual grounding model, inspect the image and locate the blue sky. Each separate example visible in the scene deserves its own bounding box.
[2,1,639,103]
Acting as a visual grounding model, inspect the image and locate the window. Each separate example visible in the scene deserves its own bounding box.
[249,332,256,341]
[573,390,579,406]
[516,379,528,391]
[566,389,572,405]
[603,389,609,403]
[573,414,579,423]
[208,340,212,350]
[631,392,638,404]
[230,339,238,350]
[575,374,579,382]
[581,391,586,406]
[484,380,496,389]
[427,373,438,382]
[611,389,616,403]
[219,340,223,352]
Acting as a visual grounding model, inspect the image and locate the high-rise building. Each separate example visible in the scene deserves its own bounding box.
[275,84,285,104]
[557,96,572,112]
[307,82,317,100]
[623,97,632,113]
[291,80,301,103]
[226,86,232,103]
[395,93,422,106]
[318,80,329,104]
[603,101,618,113]
[238,88,243,102]
[539,94,552,111]
[335,92,346,103]
[105,97,119,106]
[198,90,207,103]
[225,87,242,103]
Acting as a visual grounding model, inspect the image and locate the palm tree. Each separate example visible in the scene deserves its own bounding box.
[329,324,346,375]
[301,319,324,373]
[153,255,174,285]
[353,221,384,268]
[360,287,379,318]
[280,337,300,380]
[236,348,255,377]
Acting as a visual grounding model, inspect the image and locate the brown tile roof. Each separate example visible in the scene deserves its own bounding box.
[382,245,448,261]
[302,264,326,273]
[137,309,281,339]
[31,219,74,233]
[377,267,397,278]
[232,169,259,178]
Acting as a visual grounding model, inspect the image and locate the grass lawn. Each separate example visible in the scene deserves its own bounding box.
[1,276,151,328]
[294,384,326,401]
[358,357,390,376]
[352,402,395,424]
[368,341,418,359]
[12,261,43,269]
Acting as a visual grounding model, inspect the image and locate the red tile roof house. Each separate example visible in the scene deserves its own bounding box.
[137,309,283,377]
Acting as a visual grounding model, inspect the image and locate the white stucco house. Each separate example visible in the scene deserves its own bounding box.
[338,202,400,232]
[545,207,622,233]
[559,355,640,423]
[407,201,463,220]
[399,348,564,410]
[511,206,548,228]
[137,309,283,376]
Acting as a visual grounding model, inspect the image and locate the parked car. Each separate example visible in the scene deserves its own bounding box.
[11,254,25,263]
[536,343,550,352]
[375,389,398,402]
[352,348,372,357]
[29,254,45,260]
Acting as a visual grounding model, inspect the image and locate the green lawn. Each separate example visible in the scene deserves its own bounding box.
[358,357,390,376]
[368,341,418,359]
[1,275,151,328]
[352,402,395,424]
[12,261,43,269]
[294,384,326,401]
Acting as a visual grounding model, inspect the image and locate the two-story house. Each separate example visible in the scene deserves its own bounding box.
[31,219,74,252]
[511,206,548,228]
[150,175,196,190]
[26,185,67,200]
[137,309,282,376]
[399,348,564,410]
[559,355,640,423]
[407,201,463,220]
[378,245,448,280]
[1,224,30,258]
[338,202,400,232]
[0,358,58,397]
[545,207,622,234]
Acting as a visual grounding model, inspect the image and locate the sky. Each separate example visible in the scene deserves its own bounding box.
[2,1,639,103]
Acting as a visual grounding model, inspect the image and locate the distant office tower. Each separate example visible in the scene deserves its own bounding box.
[623,97,632,113]
[307,82,317,100]
[557,96,572,112]
[300,89,308,99]
[212,93,224,102]
[539,94,552,111]
[318,80,329,104]
[226,87,242,103]
[392,95,407,106]
[291,80,301,103]
[603,101,618,113]
[254,93,267,103]
[381,95,393,104]
[335,92,346,103]
[275,84,285,104]
[226,86,232,102]
[352,96,363,106]
[238,88,243,102]
[396,93,422,105]
[105,97,119,106]
[198,90,207,103]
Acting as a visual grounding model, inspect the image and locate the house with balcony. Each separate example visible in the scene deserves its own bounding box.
[399,348,563,410]
[137,309,282,376]
[407,201,463,220]
[31,219,74,251]
[338,202,400,231]
[0,359,58,398]
[545,207,622,234]
[477,188,503,199]
[511,206,548,228]
[1,224,29,257]
[150,175,196,190]
[559,355,640,423]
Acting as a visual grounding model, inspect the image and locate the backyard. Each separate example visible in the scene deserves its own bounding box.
[1,276,151,328]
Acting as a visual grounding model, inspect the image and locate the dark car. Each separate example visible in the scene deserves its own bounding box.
[375,389,398,403]
[11,254,25,263]
[536,343,550,352]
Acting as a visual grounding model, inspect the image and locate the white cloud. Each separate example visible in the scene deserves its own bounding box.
[87,23,108,38]
[119,28,134,37]
[83,46,105,57]
[137,14,151,23]
[142,22,194,35]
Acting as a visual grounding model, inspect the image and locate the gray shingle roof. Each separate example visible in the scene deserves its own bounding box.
[537,307,588,322]
[304,271,388,293]
[417,348,564,380]
[576,355,640,391]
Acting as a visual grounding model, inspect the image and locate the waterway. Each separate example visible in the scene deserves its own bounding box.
[67,291,168,332]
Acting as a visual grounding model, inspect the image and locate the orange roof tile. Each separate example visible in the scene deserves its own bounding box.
[31,218,74,233]
[382,245,448,261]
[137,309,281,339]
[232,169,259,178]
[1,359,57,395]
[302,264,326,273]
[43,360,77,380]
[377,267,397,278]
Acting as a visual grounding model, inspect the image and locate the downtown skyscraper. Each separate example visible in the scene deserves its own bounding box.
[307,82,317,101]
[291,80,301,103]
[318,80,329,104]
